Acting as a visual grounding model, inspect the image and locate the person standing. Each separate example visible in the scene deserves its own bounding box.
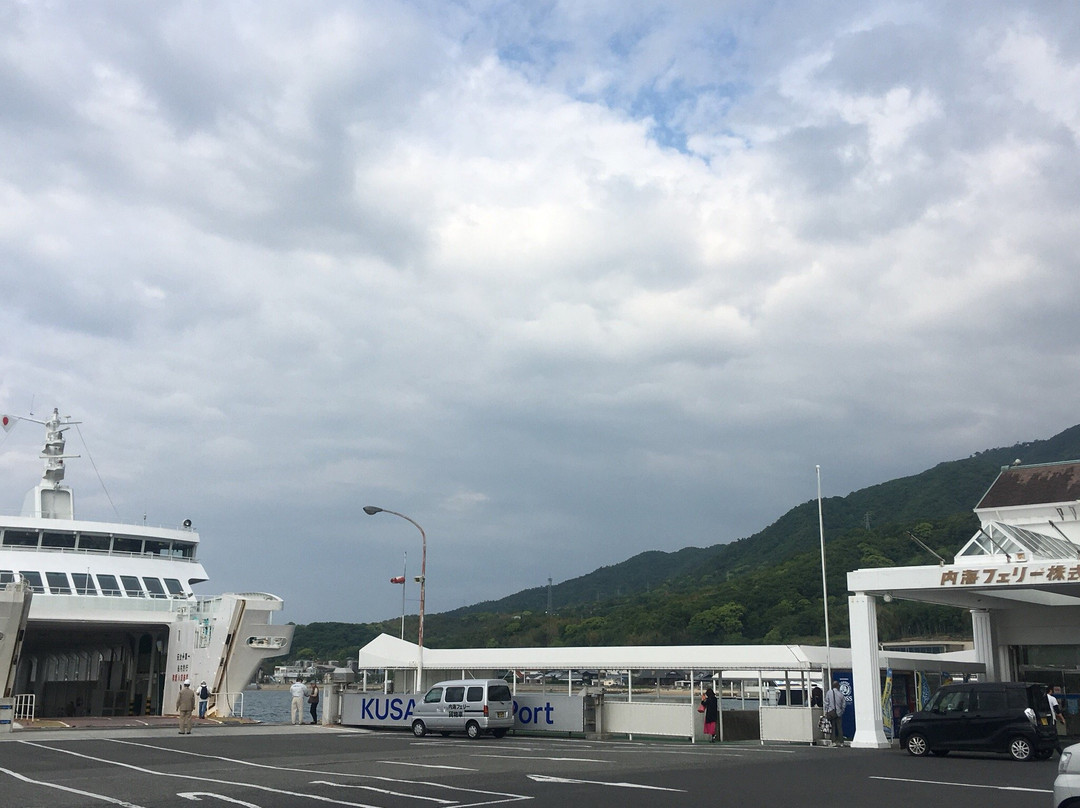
[824,679,847,747]
[290,678,308,725]
[1050,686,1067,754]
[177,680,196,735]
[308,681,320,725]
[810,684,823,709]
[197,681,211,719]
[701,686,719,742]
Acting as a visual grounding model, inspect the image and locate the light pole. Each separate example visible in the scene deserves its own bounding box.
[364,506,426,690]
[816,466,833,691]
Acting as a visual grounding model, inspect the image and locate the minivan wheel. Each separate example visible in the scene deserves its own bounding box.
[1009,736,1033,761]
[466,720,481,739]
[411,720,427,738]
[905,733,929,757]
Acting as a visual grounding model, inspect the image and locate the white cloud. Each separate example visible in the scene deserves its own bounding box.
[1,1,1079,623]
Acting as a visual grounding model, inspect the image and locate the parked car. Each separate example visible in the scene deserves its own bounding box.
[410,679,515,739]
[1056,743,1080,807]
[898,681,1057,761]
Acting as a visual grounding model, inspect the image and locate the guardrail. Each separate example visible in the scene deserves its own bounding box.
[13,693,35,722]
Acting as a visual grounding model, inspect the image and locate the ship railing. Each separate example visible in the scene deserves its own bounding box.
[216,691,244,718]
[31,594,193,616]
[0,546,200,561]
[13,693,35,722]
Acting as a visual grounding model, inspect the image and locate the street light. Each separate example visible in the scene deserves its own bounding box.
[364,505,426,689]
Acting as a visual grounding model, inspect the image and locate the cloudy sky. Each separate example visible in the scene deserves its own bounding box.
[2,1,1078,626]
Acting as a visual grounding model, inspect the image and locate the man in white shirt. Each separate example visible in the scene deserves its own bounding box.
[290,679,308,725]
[824,679,847,747]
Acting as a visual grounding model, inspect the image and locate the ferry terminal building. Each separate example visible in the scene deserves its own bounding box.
[344,460,1080,747]
[848,459,1080,747]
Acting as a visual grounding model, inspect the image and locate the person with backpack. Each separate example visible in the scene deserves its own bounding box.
[197,681,211,719]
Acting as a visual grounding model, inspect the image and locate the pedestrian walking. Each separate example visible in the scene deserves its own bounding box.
[1050,686,1067,755]
[700,686,719,742]
[197,681,211,719]
[824,679,847,747]
[290,678,308,725]
[308,681,320,724]
[177,680,196,734]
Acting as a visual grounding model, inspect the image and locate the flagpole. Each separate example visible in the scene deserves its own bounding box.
[817,465,833,690]
[400,551,407,640]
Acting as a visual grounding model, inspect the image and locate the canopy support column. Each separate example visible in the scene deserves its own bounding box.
[971,609,997,682]
[849,592,889,749]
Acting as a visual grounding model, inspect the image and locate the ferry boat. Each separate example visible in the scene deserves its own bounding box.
[0,409,293,719]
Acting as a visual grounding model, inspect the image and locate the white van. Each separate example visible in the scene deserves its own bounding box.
[411,679,515,739]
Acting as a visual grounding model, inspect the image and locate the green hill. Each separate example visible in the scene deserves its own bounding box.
[288,424,1080,661]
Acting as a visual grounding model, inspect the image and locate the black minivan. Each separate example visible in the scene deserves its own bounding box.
[898,681,1057,761]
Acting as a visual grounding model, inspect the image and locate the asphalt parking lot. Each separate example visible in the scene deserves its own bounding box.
[0,726,1061,808]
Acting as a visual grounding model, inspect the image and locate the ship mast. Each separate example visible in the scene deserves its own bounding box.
[14,408,81,519]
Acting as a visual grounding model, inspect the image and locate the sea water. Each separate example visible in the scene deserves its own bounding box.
[235,688,297,723]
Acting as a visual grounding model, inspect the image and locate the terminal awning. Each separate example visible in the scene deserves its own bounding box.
[847,558,1080,609]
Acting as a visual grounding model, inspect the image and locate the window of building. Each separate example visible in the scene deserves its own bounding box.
[78,534,111,552]
[42,532,77,549]
[0,570,13,584]
[96,574,122,596]
[72,573,97,595]
[120,576,144,597]
[4,530,38,547]
[19,571,44,593]
[113,537,143,554]
[143,577,167,599]
[45,572,72,594]
[164,578,186,597]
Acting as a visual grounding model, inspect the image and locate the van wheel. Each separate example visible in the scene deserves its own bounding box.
[411,720,427,738]
[904,733,929,757]
[1009,736,1033,761]
[492,729,507,738]
[466,721,481,739]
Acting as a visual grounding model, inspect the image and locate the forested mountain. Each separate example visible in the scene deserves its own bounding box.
[288,425,1080,663]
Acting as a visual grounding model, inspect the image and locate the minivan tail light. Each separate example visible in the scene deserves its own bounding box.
[483,704,489,716]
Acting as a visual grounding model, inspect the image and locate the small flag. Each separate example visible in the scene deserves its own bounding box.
[389,576,406,584]
[1,414,15,432]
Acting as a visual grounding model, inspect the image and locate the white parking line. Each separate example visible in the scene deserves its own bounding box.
[376,761,478,771]
[26,739,532,807]
[310,780,459,804]
[527,774,685,792]
[474,754,608,763]
[0,765,149,807]
[870,776,1052,793]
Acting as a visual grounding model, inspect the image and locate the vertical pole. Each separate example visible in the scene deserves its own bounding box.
[400,551,407,641]
[817,465,833,688]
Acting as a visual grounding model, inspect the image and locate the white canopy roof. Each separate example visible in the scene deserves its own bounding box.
[357,633,981,675]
